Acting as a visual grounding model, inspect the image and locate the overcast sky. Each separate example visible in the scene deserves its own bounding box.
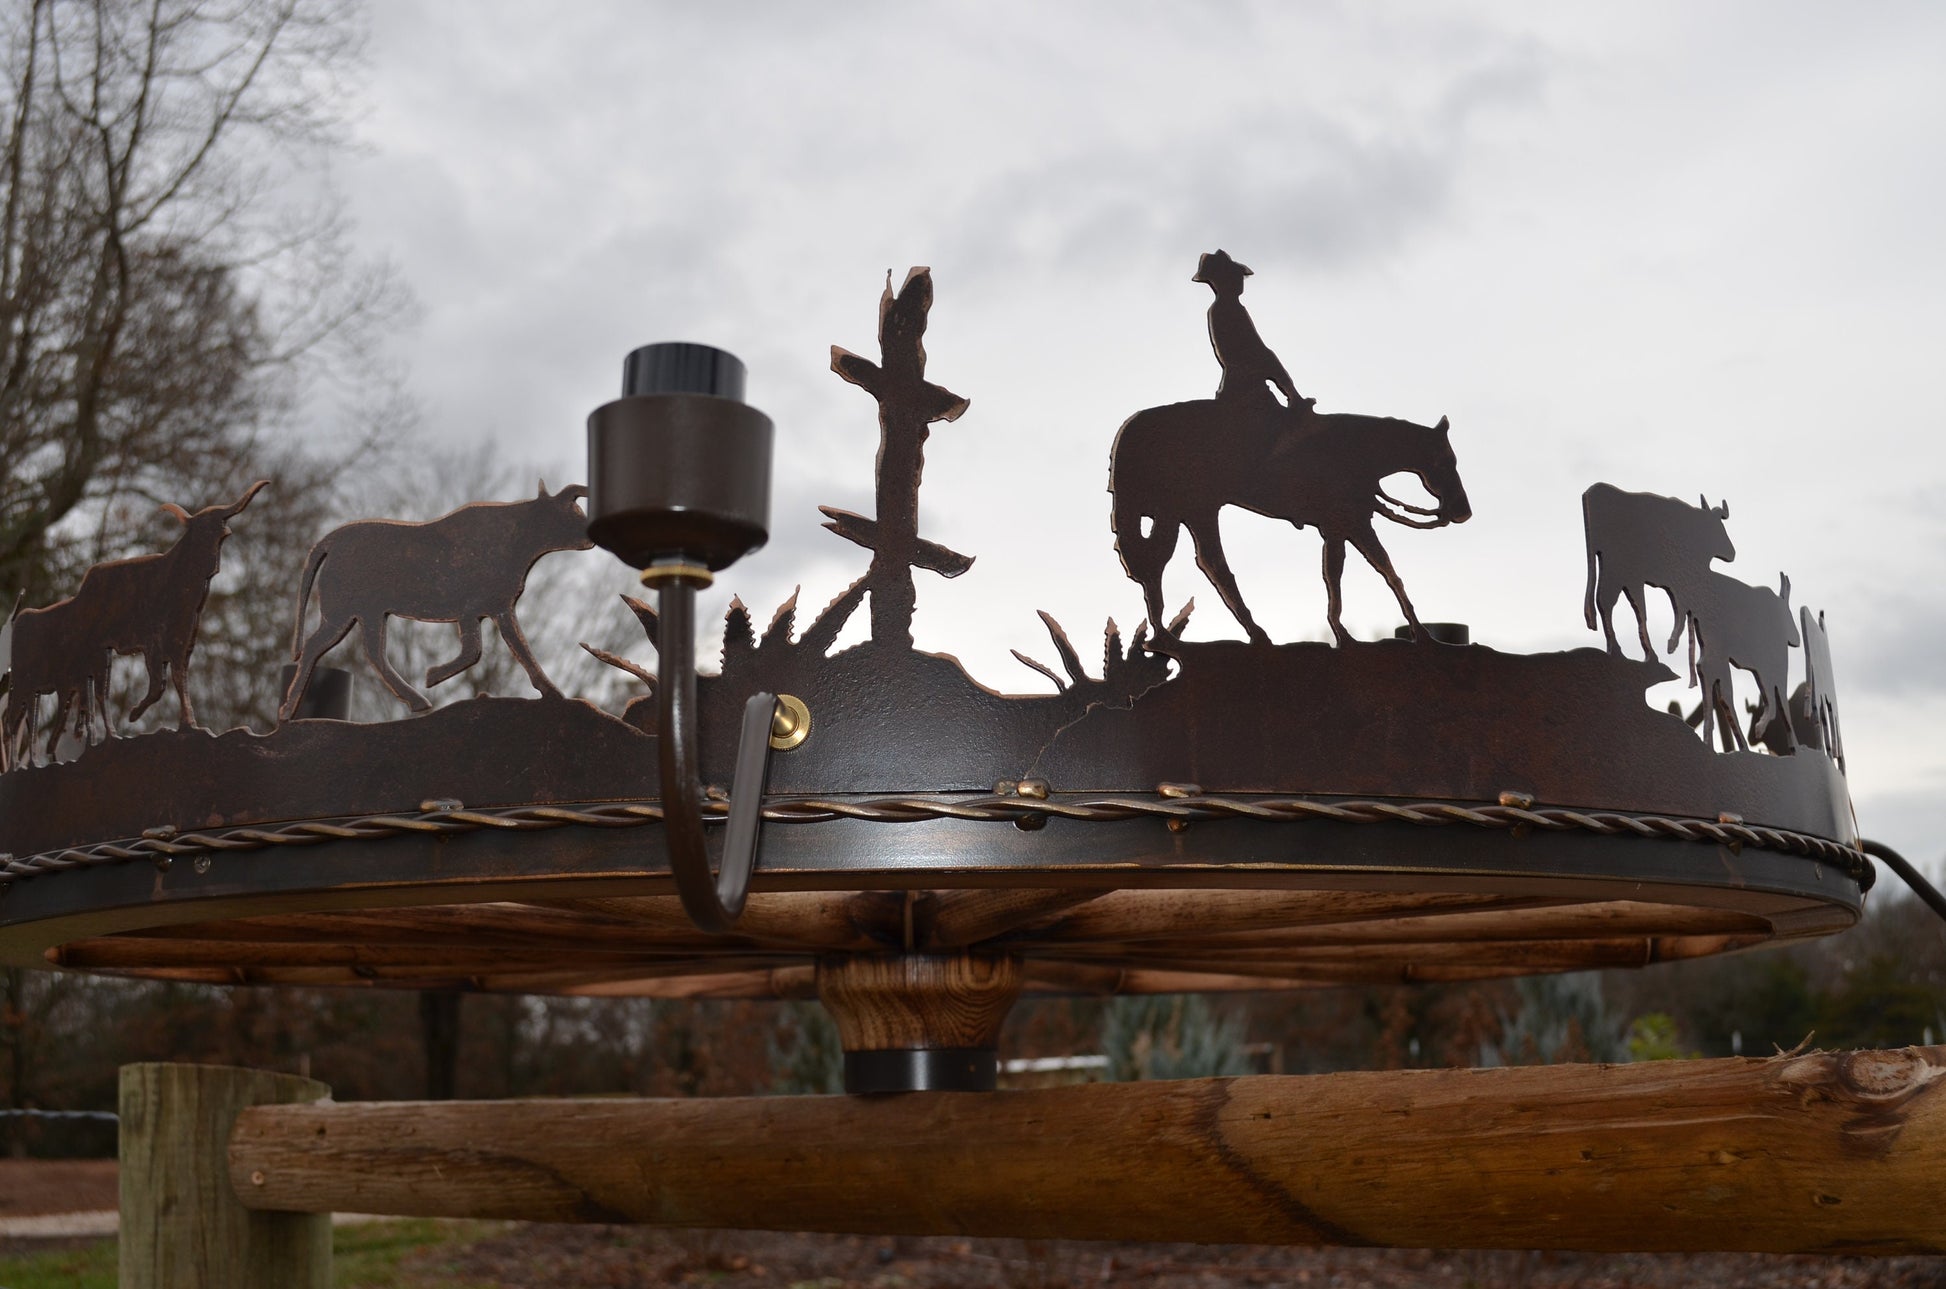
[334,1,1946,867]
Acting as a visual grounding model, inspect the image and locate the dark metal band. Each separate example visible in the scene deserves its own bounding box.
[0,792,1870,887]
[844,1048,997,1094]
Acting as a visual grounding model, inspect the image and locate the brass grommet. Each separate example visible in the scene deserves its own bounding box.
[769,694,811,750]
[638,562,714,588]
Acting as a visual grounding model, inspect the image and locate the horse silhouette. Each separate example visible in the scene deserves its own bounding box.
[281,482,592,720]
[1111,404,1470,645]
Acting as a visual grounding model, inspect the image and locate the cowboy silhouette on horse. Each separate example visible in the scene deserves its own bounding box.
[1194,249,1316,418]
[1107,251,1469,646]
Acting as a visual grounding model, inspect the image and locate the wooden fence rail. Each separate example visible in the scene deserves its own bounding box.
[119,1048,1946,1284]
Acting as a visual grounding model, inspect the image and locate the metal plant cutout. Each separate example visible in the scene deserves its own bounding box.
[281,481,593,719]
[2,480,266,765]
[1111,249,1471,646]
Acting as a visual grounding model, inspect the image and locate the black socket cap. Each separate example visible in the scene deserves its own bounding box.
[622,342,746,403]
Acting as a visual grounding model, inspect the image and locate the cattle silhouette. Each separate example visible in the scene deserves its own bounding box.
[1797,606,1843,768]
[2,482,266,765]
[1684,570,1799,753]
[2,607,107,764]
[1583,485,1733,658]
[281,482,593,720]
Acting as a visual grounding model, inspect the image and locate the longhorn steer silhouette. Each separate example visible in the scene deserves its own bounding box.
[2,482,267,764]
[281,482,593,720]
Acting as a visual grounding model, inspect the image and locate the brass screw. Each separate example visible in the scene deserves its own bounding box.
[192,856,211,875]
[769,694,811,751]
[250,1170,266,1186]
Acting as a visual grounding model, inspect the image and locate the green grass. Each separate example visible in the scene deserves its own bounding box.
[0,1238,116,1289]
[0,1219,498,1289]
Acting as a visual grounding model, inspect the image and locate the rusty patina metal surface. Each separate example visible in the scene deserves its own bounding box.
[0,255,1864,993]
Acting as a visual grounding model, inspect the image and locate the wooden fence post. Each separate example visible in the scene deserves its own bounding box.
[119,1062,331,1289]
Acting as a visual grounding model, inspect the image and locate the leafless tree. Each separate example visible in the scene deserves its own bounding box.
[0,0,405,608]
[0,0,405,1140]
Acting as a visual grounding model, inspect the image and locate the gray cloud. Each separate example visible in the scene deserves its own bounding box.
[331,0,1946,798]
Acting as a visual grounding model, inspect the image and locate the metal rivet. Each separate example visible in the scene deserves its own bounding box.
[250,1170,266,1186]
[420,798,462,813]
[1718,811,1745,825]
[1498,790,1536,809]
[152,856,172,873]
[1015,814,1047,832]
[1157,782,1202,799]
[1016,778,1049,800]
[1167,818,1189,834]
[768,693,811,751]
[192,856,211,875]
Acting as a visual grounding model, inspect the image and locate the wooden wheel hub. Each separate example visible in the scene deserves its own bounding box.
[817,952,1024,1092]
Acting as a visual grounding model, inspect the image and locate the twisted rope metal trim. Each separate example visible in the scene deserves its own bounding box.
[0,793,1866,886]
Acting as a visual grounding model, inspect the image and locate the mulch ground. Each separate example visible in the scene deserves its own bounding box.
[0,1159,116,1216]
[413,1226,1946,1288]
[6,1162,1945,1286]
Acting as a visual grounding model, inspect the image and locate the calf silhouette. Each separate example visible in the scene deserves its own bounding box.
[281,482,593,720]
[2,605,108,765]
[2,482,265,764]
[1583,485,1733,658]
[1796,606,1843,768]
[1684,570,1798,753]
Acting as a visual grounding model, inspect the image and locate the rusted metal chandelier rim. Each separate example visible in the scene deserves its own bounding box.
[0,257,1869,983]
[0,790,1871,888]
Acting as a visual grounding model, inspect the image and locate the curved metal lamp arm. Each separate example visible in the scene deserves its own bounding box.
[1861,838,1946,927]
[656,579,777,933]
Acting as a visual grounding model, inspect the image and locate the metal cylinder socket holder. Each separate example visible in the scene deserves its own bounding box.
[586,342,774,573]
[584,342,782,933]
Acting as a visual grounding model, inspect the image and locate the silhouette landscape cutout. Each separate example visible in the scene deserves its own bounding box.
[0,255,1855,880]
